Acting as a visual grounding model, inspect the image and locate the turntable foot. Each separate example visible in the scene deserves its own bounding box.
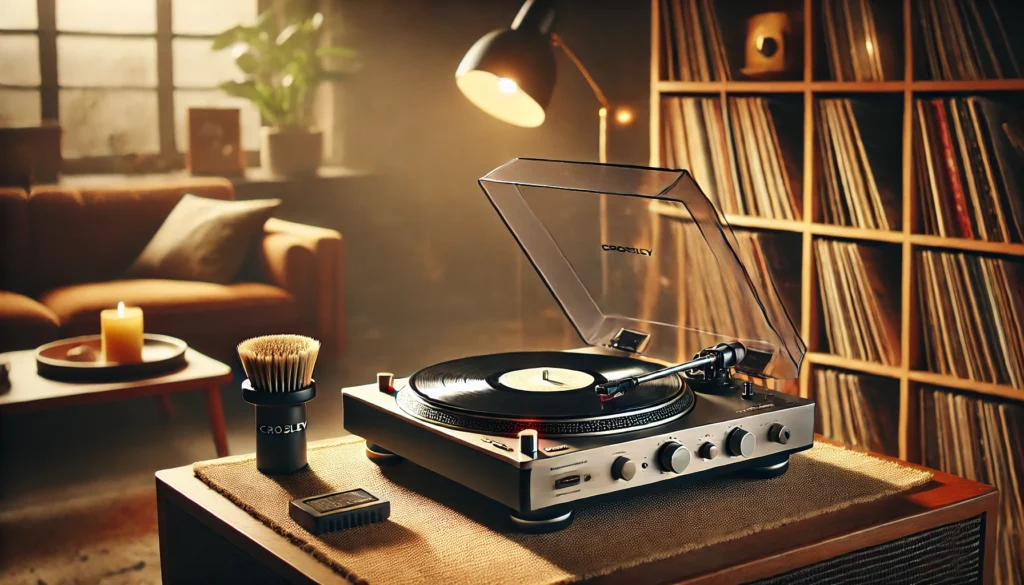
[509,508,575,533]
[365,442,403,465]
[741,455,789,479]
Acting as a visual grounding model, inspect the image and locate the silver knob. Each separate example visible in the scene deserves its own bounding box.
[726,428,756,457]
[768,423,791,445]
[658,441,691,473]
[611,456,636,481]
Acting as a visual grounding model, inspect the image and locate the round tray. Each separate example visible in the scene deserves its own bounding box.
[35,334,188,382]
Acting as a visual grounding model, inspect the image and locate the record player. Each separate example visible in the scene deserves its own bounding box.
[343,158,813,532]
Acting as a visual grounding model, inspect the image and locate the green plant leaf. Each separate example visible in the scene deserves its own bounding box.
[212,26,243,50]
[234,50,260,74]
[317,70,350,82]
[315,47,357,58]
[275,24,301,47]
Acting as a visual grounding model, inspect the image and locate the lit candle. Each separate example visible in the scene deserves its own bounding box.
[101,302,144,364]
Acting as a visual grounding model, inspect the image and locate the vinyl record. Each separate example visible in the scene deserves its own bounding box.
[407,351,684,419]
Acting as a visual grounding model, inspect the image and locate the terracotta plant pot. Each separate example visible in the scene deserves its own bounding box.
[260,127,323,176]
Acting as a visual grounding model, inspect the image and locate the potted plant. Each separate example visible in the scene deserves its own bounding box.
[213,2,356,176]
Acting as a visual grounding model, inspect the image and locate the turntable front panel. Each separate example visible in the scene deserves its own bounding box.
[528,394,814,508]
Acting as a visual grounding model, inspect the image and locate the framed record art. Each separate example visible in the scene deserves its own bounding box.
[187,108,246,176]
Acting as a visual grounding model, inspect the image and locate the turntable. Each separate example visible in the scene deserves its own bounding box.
[343,159,813,533]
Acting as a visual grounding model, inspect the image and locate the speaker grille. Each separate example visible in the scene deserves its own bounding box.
[751,515,983,584]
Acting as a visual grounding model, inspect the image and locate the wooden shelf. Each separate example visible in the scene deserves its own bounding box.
[805,353,903,379]
[808,224,904,244]
[656,81,805,94]
[723,214,804,233]
[649,0,1024,470]
[907,371,1024,402]
[809,81,905,93]
[909,234,1024,257]
[911,79,1024,92]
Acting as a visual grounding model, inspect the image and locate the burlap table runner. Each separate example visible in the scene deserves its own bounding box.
[194,437,931,585]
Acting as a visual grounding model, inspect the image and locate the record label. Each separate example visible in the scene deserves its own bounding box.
[497,367,595,392]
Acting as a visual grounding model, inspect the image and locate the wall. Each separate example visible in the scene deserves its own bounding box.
[320,0,650,374]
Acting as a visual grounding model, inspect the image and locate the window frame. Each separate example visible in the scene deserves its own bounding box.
[0,0,265,174]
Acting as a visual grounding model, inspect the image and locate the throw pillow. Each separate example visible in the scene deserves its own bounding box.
[125,194,281,284]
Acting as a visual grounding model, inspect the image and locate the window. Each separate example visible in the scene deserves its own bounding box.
[0,0,261,173]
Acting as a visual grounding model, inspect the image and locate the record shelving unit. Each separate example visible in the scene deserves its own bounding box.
[648,0,1024,464]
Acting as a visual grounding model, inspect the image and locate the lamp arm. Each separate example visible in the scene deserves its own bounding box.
[550,33,611,112]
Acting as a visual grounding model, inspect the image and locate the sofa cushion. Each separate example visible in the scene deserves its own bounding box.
[0,188,29,293]
[39,280,303,356]
[27,179,235,293]
[0,291,60,352]
[126,195,280,284]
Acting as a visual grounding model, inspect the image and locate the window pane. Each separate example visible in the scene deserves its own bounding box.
[60,89,158,157]
[57,36,157,87]
[172,0,258,35]
[56,0,156,34]
[175,90,260,152]
[0,89,42,127]
[172,38,238,88]
[0,35,41,86]
[0,0,38,29]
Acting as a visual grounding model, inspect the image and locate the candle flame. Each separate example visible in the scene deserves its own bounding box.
[117,301,125,318]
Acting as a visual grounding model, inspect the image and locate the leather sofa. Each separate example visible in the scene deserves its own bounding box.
[0,179,344,362]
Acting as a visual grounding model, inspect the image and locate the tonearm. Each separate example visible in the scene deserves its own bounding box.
[595,341,747,400]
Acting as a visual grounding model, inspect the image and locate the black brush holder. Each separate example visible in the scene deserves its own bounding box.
[242,379,316,474]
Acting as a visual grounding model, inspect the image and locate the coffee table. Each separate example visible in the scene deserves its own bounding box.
[0,347,234,456]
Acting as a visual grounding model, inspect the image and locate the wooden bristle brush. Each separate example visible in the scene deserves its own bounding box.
[237,335,320,393]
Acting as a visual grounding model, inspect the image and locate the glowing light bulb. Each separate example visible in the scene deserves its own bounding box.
[497,77,518,94]
[615,108,634,125]
[117,301,125,318]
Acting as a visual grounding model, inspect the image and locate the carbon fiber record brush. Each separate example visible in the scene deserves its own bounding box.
[238,335,320,474]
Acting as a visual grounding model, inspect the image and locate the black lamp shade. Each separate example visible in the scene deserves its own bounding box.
[455,24,556,127]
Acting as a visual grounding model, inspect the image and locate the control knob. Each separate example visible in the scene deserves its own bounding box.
[611,456,636,481]
[657,441,691,473]
[726,428,756,457]
[768,423,791,445]
[698,442,719,460]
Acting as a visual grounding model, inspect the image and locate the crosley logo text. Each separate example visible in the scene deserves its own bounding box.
[601,244,653,256]
[259,422,307,435]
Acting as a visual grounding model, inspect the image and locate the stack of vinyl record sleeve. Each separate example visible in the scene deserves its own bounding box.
[922,388,1023,584]
[659,0,729,81]
[735,230,802,325]
[815,239,899,365]
[669,225,791,352]
[917,250,1024,387]
[914,97,1024,242]
[821,0,887,81]
[817,98,901,230]
[916,0,1022,80]
[814,368,896,455]
[661,97,801,219]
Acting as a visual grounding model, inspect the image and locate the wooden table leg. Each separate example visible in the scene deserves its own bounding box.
[157,393,175,420]
[205,386,229,457]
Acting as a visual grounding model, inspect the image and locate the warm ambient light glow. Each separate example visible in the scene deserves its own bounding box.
[615,108,634,125]
[455,69,545,127]
[498,77,518,94]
